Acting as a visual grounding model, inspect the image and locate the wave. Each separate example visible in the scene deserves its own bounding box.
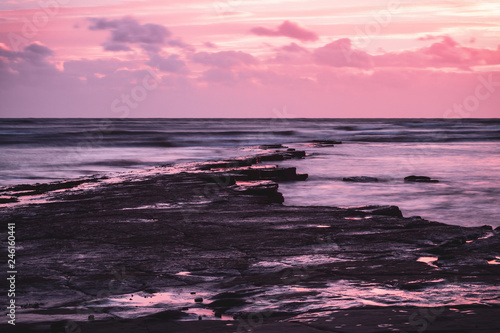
[81,159,146,167]
[0,119,499,148]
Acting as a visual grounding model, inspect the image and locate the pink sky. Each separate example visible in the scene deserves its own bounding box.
[0,0,499,117]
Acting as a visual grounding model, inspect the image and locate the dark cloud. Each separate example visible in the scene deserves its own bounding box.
[88,17,171,52]
[23,43,54,65]
[88,17,170,44]
[0,43,54,66]
[88,17,119,30]
[250,21,318,42]
[0,46,17,60]
[24,43,53,56]
[0,43,62,88]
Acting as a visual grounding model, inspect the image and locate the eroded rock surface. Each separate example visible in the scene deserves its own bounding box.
[404,175,439,183]
[1,149,498,333]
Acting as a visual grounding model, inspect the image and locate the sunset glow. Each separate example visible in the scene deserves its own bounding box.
[1,0,499,117]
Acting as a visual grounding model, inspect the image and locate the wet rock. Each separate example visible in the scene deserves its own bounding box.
[228,167,308,182]
[147,310,188,320]
[229,181,284,203]
[208,298,248,311]
[355,205,403,218]
[200,150,306,170]
[256,150,306,162]
[0,196,18,203]
[398,279,444,290]
[198,174,237,186]
[229,181,279,194]
[404,175,439,183]
[259,144,286,149]
[2,177,102,196]
[50,321,71,333]
[2,149,500,333]
[212,290,260,299]
[310,139,342,146]
[200,158,255,170]
[343,176,379,183]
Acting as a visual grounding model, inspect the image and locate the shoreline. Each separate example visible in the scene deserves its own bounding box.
[1,144,499,332]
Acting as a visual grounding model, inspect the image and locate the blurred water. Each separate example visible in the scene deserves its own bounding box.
[1,118,499,227]
[277,141,500,227]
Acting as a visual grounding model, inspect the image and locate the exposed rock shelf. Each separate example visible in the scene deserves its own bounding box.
[1,147,498,333]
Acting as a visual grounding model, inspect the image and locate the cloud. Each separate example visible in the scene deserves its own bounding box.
[0,43,63,88]
[147,54,187,73]
[313,38,373,68]
[269,43,312,65]
[140,44,162,53]
[0,47,17,60]
[250,21,318,42]
[63,59,140,77]
[88,17,171,52]
[417,35,445,42]
[192,51,257,68]
[373,36,500,69]
[280,43,309,53]
[204,42,217,49]
[0,42,54,66]
[23,43,53,57]
[102,42,132,52]
[199,68,236,83]
[167,39,194,51]
[312,36,500,70]
[22,43,55,66]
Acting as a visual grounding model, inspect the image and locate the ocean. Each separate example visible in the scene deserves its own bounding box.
[1,118,499,227]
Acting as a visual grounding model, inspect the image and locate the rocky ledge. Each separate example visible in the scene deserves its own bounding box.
[0,147,499,333]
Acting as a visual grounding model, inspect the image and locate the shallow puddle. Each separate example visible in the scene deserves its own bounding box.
[17,278,500,324]
[416,256,439,267]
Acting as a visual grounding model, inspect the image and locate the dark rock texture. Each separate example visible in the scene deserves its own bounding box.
[0,196,18,203]
[354,205,404,217]
[404,175,439,183]
[1,149,498,333]
[343,176,379,183]
[309,140,342,147]
[311,140,342,144]
[259,144,286,149]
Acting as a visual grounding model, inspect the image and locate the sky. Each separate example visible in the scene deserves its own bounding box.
[0,0,499,117]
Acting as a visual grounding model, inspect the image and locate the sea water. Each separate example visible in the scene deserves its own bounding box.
[1,118,499,227]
